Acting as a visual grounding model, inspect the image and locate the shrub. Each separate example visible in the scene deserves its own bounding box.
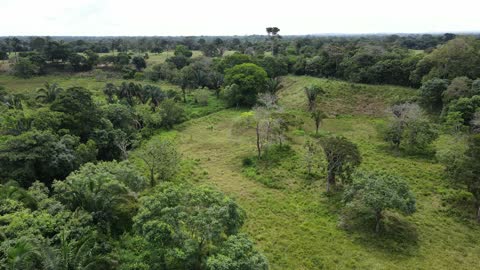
[193,88,210,106]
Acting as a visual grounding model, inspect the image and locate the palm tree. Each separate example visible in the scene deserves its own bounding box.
[265,77,283,93]
[311,109,326,135]
[0,181,37,209]
[36,82,63,103]
[6,240,41,270]
[304,85,325,111]
[41,229,112,270]
[103,83,117,103]
[148,86,166,111]
[118,82,135,106]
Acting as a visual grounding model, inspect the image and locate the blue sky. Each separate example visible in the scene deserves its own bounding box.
[1,0,479,36]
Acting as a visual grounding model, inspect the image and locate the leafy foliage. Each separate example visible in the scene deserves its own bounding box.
[344,171,416,232]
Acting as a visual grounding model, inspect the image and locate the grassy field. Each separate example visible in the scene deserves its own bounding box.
[146,50,204,66]
[158,76,480,269]
[0,73,179,100]
[0,73,225,119]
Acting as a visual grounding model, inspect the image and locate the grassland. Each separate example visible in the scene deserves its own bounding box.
[0,73,225,119]
[164,76,480,269]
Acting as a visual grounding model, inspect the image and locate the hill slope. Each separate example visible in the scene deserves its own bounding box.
[166,76,480,269]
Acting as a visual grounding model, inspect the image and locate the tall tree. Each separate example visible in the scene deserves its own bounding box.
[304,84,325,111]
[319,136,362,192]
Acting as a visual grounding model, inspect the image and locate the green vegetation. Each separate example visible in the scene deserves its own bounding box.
[2,33,480,270]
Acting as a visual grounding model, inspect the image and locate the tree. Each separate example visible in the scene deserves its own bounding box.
[413,37,480,82]
[132,56,147,71]
[5,240,41,270]
[444,95,480,125]
[419,78,449,112]
[442,76,473,104]
[159,99,186,128]
[174,45,193,58]
[0,131,84,186]
[266,27,281,55]
[257,56,288,78]
[265,77,283,94]
[135,139,180,187]
[53,161,144,234]
[344,171,416,233]
[319,136,362,192]
[471,112,480,133]
[50,86,100,140]
[224,63,268,107]
[216,53,252,73]
[0,50,8,60]
[6,37,21,61]
[13,58,39,78]
[36,82,63,103]
[454,135,480,221]
[133,183,248,269]
[304,84,325,111]
[311,108,326,135]
[206,234,268,270]
[382,103,438,152]
[103,83,117,103]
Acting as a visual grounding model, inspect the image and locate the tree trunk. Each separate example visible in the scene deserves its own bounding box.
[150,168,155,187]
[256,123,261,158]
[182,88,187,103]
[326,171,335,192]
[315,122,319,135]
[375,210,382,233]
[477,205,480,223]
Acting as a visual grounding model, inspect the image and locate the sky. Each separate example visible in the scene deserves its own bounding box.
[1,0,480,36]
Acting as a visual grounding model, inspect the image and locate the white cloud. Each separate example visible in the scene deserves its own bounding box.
[0,0,479,36]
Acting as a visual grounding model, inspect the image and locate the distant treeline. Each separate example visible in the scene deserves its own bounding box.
[2,33,480,87]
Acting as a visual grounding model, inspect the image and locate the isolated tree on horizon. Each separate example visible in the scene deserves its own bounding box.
[266,27,281,55]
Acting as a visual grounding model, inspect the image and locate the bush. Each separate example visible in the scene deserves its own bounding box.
[159,99,186,128]
[134,72,144,81]
[122,66,136,79]
[193,88,210,106]
[242,157,254,167]
[143,68,159,82]
[13,58,39,78]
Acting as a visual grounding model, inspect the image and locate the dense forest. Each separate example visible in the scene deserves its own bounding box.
[1,30,480,269]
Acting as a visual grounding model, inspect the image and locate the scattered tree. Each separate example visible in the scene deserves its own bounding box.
[344,171,416,233]
[319,136,362,192]
[304,84,325,111]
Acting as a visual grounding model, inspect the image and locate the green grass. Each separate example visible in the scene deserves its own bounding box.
[146,50,203,66]
[0,72,226,122]
[0,73,180,99]
[162,76,480,269]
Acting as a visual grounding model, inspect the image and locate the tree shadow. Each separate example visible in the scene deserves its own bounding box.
[376,144,436,162]
[339,207,419,256]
